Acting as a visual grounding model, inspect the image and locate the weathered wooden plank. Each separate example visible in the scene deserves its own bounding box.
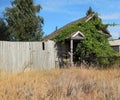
[0,40,56,72]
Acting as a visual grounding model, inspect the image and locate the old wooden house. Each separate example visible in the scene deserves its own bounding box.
[109,39,120,54]
[44,14,111,67]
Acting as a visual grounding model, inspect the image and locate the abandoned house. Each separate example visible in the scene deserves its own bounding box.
[109,39,120,53]
[44,13,111,66]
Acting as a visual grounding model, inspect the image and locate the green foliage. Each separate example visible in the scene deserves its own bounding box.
[4,0,44,41]
[0,18,9,40]
[52,10,116,67]
[75,21,116,66]
[86,6,94,16]
[53,25,79,42]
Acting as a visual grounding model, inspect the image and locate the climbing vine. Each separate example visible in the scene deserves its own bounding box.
[52,12,116,67]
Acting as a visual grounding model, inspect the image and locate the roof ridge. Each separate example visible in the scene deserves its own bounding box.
[44,14,110,40]
[44,15,88,40]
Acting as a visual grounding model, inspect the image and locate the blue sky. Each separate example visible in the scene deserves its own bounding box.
[0,0,120,39]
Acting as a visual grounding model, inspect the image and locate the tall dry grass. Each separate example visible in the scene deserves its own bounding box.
[0,67,120,100]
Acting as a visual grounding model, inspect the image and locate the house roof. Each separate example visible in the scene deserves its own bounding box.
[109,39,120,46]
[67,31,85,40]
[44,14,111,41]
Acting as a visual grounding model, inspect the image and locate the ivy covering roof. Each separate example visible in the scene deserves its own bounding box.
[44,14,111,41]
[44,8,117,66]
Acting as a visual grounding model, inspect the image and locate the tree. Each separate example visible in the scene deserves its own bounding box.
[0,18,9,40]
[86,6,94,16]
[4,0,44,41]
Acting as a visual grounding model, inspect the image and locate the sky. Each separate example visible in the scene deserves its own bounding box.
[0,0,120,39]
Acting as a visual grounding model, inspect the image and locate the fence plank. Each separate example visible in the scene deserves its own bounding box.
[0,40,56,72]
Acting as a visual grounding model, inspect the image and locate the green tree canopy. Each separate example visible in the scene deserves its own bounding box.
[86,6,94,16]
[4,0,44,41]
[0,18,9,40]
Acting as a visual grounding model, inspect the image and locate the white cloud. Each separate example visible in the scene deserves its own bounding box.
[110,32,120,39]
[108,25,120,39]
[39,0,93,12]
[100,13,120,20]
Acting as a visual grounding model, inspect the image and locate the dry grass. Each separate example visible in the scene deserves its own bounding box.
[0,67,120,100]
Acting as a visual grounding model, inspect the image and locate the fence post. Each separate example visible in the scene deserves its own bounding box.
[70,39,73,66]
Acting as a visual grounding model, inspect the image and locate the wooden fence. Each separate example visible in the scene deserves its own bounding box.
[0,40,57,72]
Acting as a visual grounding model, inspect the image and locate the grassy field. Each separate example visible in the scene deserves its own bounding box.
[0,67,120,100]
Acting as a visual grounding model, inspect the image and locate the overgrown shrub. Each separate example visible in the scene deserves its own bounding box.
[53,13,116,67]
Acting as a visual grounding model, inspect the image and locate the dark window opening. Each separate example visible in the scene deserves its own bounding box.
[42,42,45,50]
